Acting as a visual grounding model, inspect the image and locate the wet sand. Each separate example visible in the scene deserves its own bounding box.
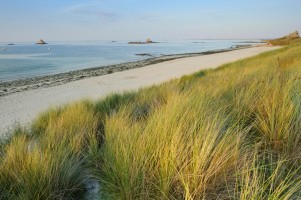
[0,46,280,135]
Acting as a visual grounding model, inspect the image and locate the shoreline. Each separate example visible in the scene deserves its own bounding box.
[0,46,280,135]
[0,46,252,97]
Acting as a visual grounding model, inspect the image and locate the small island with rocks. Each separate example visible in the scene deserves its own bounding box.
[129,38,157,44]
[36,39,47,45]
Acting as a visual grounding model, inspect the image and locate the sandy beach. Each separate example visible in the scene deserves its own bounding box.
[0,46,252,97]
[0,46,279,135]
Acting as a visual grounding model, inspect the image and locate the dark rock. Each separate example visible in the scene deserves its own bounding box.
[36,39,47,45]
[231,45,252,49]
[135,53,152,56]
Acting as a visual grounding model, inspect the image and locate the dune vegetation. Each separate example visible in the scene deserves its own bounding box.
[265,34,301,46]
[1,39,301,199]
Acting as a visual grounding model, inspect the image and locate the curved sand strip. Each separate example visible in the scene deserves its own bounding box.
[0,46,279,135]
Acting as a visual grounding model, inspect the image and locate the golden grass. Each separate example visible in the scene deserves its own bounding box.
[1,40,301,199]
[265,37,301,46]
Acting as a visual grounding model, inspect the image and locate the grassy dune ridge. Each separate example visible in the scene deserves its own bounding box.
[1,40,301,199]
[265,36,301,46]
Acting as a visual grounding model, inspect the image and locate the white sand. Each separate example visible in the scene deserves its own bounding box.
[0,46,280,135]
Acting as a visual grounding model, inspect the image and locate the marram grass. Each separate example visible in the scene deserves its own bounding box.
[1,40,301,199]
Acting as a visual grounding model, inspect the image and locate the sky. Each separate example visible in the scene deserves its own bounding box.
[0,0,300,42]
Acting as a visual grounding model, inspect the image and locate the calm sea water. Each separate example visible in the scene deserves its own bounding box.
[0,40,260,82]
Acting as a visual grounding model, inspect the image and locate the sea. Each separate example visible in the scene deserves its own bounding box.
[0,40,261,82]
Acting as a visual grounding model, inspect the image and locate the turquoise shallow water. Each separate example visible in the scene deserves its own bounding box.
[0,40,260,82]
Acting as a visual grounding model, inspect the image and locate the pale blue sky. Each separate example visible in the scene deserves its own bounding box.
[0,0,300,42]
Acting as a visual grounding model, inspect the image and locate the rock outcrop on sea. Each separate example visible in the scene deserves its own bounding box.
[36,39,47,45]
[129,38,155,44]
[146,38,153,43]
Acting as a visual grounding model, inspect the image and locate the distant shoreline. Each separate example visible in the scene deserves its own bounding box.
[0,45,254,97]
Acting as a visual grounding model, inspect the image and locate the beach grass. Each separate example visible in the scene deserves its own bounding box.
[265,36,301,46]
[1,39,301,199]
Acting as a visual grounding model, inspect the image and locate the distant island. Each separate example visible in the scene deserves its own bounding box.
[36,39,47,45]
[129,38,157,44]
